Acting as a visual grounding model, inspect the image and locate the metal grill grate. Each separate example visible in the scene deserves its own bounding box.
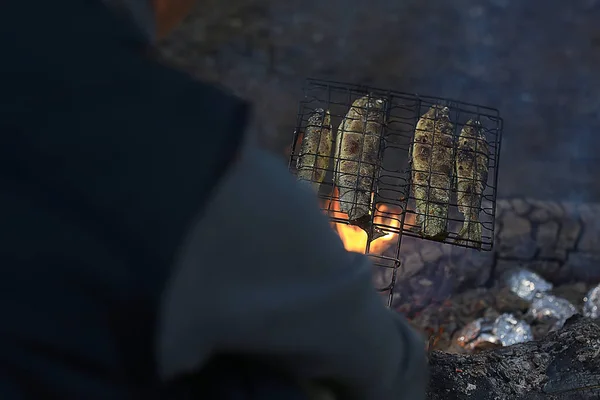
[288,78,503,306]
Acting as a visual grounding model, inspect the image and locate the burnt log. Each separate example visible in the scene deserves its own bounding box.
[426,315,600,400]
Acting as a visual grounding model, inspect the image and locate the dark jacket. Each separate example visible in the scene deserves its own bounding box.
[0,1,427,399]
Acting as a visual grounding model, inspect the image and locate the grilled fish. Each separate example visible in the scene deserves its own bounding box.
[455,119,489,248]
[411,105,454,240]
[334,95,386,221]
[296,108,333,192]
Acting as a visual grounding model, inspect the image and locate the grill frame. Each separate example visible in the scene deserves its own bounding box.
[288,78,503,306]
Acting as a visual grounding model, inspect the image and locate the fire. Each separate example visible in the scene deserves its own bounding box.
[286,134,415,255]
[323,187,409,255]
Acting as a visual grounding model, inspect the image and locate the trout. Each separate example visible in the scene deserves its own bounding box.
[455,119,489,248]
[334,95,386,221]
[411,105,454,240]
[296,108,333,192]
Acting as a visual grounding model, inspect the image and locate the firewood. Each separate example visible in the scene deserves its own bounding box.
[426,315,600,400]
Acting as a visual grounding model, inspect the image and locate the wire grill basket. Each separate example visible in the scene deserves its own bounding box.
[288,78,503,306]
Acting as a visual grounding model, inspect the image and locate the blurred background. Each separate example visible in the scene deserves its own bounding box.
[159,0,600,202]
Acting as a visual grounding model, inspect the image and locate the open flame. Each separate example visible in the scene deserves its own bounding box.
[288,135,413,255]
[323,187,409,255]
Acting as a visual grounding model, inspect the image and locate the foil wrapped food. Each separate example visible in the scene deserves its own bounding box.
[583,284,600,319]
[528,293,577,330]
[493,313,533,346]
[456,318,495,351]
[456,318,485,347]
[456,313,532,351]
[504,268,553,302]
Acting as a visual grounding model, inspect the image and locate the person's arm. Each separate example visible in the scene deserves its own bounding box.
[157,145,428,399]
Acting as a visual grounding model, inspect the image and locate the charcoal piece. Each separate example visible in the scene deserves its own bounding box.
[426,315,600,400]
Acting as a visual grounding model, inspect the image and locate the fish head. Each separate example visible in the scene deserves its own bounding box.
[427,104,450,119]
[307,108,326,127]
[323,109,332,126]
[459,120,487,150]
[350,95,370,109]
[416,105,450,135]
[351,94,386,123]
[459,119,482,139]
[353,94,384,108]
[312,107,325,117]
[368,95,386,109]
[366,97,386,119]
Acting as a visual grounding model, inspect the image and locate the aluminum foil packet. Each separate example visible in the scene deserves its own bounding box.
[456,314,532,351]
[504,268,553,302]
[583,284,600,319]
[529,293,577,330]
[456,318,484,346]
[492,313,533,346]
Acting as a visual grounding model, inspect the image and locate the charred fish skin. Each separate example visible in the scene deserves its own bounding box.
[411,105,454,240]
[455,119,489,249]
[334,95,386,221]
[296,108,333,192]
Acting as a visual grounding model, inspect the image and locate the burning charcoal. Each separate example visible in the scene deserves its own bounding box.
[583,283,600,319]
[528,293,577,331]
[503,268,552,302]
[492,313,533,346]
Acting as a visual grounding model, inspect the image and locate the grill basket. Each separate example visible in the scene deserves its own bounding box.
[288,78,503,306]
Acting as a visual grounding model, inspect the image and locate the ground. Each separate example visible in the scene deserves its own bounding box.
[159,0,600,202]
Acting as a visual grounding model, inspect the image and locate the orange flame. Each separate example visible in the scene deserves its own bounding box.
[323,187,408,255]
[285,136,413,255]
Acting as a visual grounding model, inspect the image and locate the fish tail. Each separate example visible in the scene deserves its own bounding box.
[339,185,370,221]
[421,203,449,241]
[455,212,482,249]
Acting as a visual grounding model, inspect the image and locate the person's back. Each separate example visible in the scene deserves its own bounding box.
[0,0,248,397]
[0,1,427,398]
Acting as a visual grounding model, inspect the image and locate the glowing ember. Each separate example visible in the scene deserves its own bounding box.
[323,187,409,255]
[426,327,445,352]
